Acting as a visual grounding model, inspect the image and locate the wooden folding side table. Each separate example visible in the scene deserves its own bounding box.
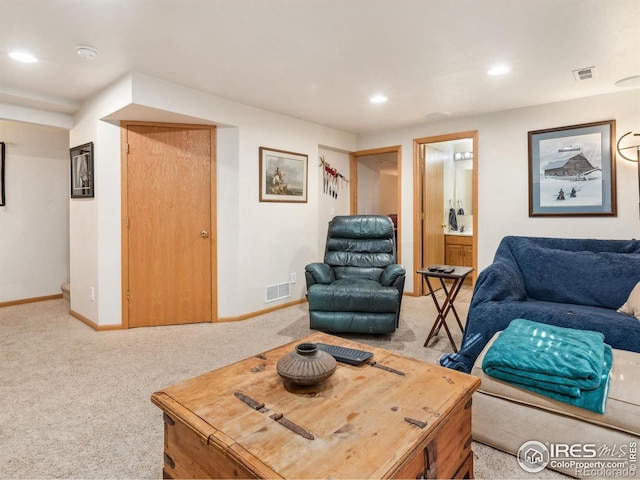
[417,266,473,352]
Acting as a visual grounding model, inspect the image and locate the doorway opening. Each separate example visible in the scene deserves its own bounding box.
[412,131,478,296]
[350,146,402,262]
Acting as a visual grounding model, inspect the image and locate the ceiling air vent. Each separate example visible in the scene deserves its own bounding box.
[573,66,597,81]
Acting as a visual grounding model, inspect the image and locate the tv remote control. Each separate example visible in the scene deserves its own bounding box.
[427,265,455,273]
[315,343,373,366]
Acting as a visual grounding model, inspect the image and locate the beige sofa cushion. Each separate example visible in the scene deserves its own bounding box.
[617,280,640,320]
[472,333,640,436]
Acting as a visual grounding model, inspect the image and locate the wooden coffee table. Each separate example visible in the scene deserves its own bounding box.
[151,332,481,479]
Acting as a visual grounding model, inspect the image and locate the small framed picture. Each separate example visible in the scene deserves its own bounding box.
[528,120,616,216]
[259,147,308,203]
[70,142,94,198]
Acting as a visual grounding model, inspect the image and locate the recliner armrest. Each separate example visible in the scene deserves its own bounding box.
[381,264,406,287]
[305,263,336,287]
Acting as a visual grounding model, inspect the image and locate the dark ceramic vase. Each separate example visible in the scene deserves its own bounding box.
[276,343,337,386]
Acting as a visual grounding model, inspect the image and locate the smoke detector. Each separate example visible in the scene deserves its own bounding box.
[76,45,99,60]
[573,66,596,81]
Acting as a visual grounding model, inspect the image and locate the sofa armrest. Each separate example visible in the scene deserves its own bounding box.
[305,263,336,287]
[381,264,406,288]
[471,260,527,306]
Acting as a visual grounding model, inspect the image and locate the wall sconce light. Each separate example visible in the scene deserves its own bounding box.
[454,151,473,161]
[617,132,640,162]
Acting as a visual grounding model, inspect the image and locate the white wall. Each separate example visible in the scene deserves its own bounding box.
[317,147,351,253]
[69,75,133,324]
[357,162,380,214]
[0,104,72,130]
[216,126,241,315]
[6,72,636,319]
[70,73,356,325]
[0,120,69,302]
[357,89,640,293]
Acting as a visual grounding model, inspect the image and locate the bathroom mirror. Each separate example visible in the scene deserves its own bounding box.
[455,161,473,214]
[431,139,474,233]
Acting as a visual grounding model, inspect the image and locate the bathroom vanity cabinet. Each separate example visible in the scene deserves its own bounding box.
[445,234,473,283]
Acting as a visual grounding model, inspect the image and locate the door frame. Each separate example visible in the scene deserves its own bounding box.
[350,145,402,263]
[120,121,218,328]
[412,131,478,296]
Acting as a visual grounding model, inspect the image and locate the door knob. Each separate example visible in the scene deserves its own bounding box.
[201,230,209,238]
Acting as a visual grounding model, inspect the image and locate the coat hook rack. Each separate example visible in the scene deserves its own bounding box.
[319,156,349,199]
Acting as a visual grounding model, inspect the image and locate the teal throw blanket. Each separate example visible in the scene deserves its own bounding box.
[482,319,612,414]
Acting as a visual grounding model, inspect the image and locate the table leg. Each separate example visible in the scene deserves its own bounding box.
[422,277,445,348]
[422,274,469,352]
[436,279,459,352]
[439,278,466,333]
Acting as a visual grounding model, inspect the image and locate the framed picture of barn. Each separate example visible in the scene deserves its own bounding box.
[528,120,616,216]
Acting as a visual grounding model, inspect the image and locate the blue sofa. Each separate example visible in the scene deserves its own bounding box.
[440,236,640,373]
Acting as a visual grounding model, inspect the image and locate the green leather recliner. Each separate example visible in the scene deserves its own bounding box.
[305,215,406,334]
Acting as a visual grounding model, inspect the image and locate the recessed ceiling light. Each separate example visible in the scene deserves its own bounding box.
[427,112,451,120]
[9,51,38,63]
[370,95,388,104]
[615,75,640,88]
[487,65,510,76]
[76,45,99,60]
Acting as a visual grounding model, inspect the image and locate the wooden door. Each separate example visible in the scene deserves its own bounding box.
[123,123,215,327]
[422,144,445,272]
[413,131,478,295]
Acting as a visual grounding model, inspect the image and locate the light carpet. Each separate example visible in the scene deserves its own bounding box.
[0,290,567,479]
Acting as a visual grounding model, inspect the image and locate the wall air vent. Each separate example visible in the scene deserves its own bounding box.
[265,282,291,303]
[573,66,597,81]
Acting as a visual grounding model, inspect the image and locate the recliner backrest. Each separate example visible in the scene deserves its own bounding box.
[324,215,396,281]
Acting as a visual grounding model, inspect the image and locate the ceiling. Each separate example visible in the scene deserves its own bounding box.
[358,152,399,175]
[1,0,639,135]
